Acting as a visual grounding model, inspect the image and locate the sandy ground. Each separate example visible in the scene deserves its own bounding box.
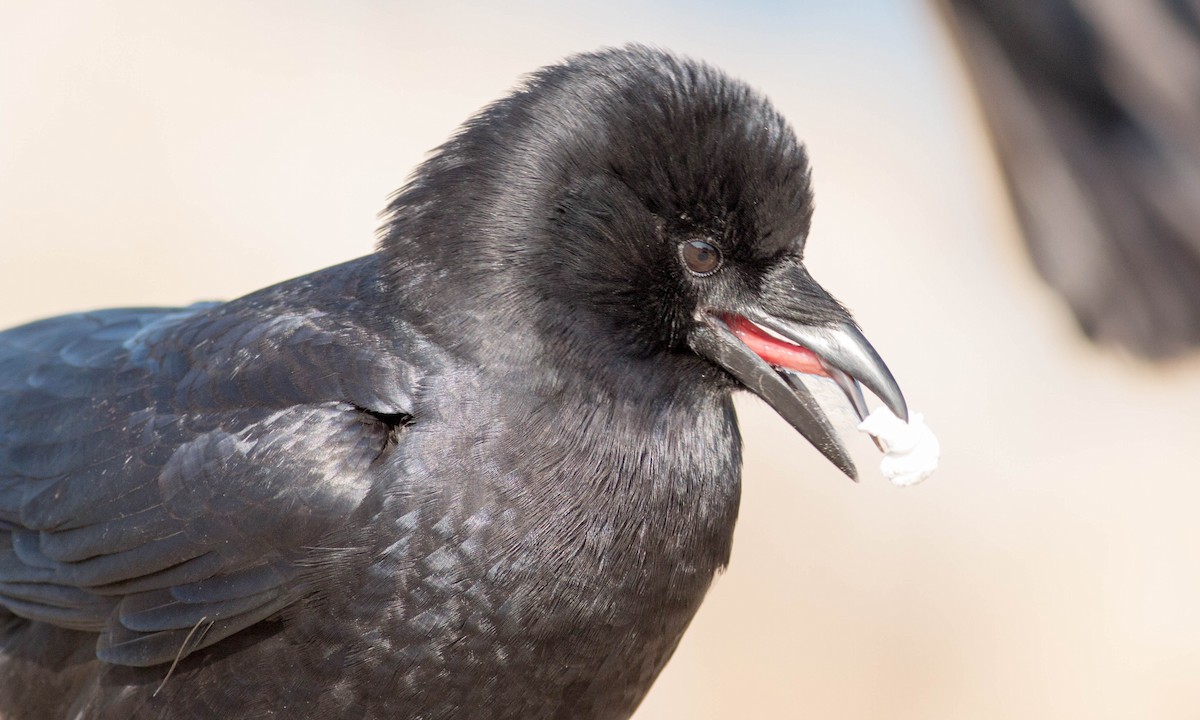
[3,2,1200,718]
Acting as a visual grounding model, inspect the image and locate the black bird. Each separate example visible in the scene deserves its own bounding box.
[0,46,907,719]
[937,0,1200,359]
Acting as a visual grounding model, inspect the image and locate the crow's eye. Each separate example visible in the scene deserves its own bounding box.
[681,240,722,276]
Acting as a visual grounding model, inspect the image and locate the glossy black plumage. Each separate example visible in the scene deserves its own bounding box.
[0,47,896,718]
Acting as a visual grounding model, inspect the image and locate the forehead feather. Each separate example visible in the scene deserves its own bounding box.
[514,47,815,255]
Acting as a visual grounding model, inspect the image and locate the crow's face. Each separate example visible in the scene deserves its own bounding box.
[382,46,906,478]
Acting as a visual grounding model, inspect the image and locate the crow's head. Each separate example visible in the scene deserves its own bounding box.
[382,45,906,478]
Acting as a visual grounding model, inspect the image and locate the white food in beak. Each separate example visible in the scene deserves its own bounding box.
[857,407,939,486]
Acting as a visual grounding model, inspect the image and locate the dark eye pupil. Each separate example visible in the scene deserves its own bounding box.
[682,240,721,275]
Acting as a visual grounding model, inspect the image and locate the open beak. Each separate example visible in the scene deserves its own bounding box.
[689,307,906,480]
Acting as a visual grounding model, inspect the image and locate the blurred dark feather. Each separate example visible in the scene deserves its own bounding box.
[938,0,1200,358]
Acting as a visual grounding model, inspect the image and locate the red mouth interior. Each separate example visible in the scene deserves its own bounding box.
[723,315,829,377]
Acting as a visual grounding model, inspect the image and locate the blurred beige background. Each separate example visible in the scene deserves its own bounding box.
[3,1,1200,718]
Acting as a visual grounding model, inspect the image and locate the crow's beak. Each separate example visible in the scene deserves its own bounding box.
[690,306,906,481]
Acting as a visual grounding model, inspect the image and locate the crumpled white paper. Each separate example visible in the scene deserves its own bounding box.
[857,407,939,486]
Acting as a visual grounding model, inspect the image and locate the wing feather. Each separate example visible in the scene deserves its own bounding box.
[0,257,423,666]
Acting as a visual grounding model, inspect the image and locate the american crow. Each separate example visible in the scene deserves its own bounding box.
[0,46,907,719]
